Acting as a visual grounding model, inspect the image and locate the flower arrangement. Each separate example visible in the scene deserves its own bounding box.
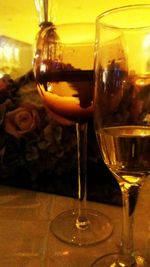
[0,70,77,194]
[0,69,122,205]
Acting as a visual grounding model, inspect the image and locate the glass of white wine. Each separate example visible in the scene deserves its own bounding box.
[93,4,150,266]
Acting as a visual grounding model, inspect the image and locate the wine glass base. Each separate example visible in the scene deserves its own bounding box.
[50,208,113,246]
[91,252,149,267]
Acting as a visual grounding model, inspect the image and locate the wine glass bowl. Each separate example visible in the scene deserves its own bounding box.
[33,23,113,246]
[93,4,150,266]
[34,23,94,125]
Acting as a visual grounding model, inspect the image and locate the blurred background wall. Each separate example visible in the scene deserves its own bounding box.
[1,0,150,44]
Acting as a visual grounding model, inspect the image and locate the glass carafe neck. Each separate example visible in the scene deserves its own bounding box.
[34,0,54,26]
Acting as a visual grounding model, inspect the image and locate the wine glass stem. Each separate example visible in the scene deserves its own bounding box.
[119,184,136,266]
[75,122,90,230]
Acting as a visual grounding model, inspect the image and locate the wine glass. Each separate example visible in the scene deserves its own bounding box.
[33,23,113,246]
[92,4,150,266]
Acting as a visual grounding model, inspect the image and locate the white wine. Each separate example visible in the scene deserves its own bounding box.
[96,126,150,185]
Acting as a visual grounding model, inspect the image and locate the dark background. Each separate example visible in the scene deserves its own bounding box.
[0,71,122,206]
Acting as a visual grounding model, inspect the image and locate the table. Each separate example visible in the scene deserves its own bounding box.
[0,181,150,267]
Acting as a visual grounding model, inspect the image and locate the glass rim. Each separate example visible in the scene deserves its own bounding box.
[96,4,150,31]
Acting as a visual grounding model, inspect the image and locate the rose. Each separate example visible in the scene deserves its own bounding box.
[4,103,41,138]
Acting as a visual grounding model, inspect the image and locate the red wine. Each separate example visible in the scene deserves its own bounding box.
[34,60,94,125]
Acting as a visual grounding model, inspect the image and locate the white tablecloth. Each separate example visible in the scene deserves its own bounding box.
[0,181,150,267]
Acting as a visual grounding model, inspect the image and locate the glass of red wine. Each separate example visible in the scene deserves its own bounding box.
[33,23,113,246]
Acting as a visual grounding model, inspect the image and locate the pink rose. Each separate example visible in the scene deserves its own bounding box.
[4,103,41,138]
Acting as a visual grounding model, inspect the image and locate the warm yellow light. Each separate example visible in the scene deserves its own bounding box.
[40,62,46,72]
[143,34,150,48]
[0,36,32,79]
[14,47,20,63]
[47,83,53,92]
[0,71,4,78]
[62,250,69,256]
[0,41,20,71]
[4,44,13,62]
